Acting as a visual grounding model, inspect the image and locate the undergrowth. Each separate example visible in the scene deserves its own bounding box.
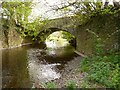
[79,35,120,88]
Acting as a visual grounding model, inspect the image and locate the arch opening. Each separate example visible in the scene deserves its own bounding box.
[45,30,76,49]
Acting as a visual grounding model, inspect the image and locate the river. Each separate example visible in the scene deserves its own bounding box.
[2,43,82,88]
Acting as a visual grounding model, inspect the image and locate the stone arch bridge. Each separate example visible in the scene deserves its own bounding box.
[36,27,77,48]
[35,17,80,48]
[36,16,80,39]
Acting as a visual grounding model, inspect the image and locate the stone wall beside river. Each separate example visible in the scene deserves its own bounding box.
[0,28,33,49]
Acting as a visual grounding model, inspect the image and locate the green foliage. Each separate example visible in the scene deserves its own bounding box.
[22,18,48,40]
[1,1,33,38]
[74,2,120,27]
[2,1,48,42]
[87,62,112,86]
[62,31,75,41]
[80,26,120,88]
[80,80,90,88]
[93,63,119,88]
[80,55,120,88]
[65,80,77,90]
[111,64,120,87]
[2,2,32,23]
[44,82,56,89]
[99,6,119,15]
[80,49,120,88]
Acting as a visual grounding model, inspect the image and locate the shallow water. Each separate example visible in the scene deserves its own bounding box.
[2,43,81,88]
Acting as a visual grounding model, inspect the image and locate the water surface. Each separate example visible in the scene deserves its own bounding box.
[2,43,80,88]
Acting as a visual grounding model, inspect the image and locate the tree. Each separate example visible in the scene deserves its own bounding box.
[1,1,33,33]
[49,0,120,16]
[0,1,34,47]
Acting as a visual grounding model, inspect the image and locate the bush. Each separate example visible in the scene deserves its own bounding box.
[80,55,120,88]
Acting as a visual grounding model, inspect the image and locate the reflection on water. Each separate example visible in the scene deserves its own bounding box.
[2,44,78,88]
[2,45,31,88]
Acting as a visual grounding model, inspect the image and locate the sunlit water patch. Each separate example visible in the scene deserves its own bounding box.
[27,49,61,84]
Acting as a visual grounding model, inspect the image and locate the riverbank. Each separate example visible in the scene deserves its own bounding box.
[38,56,104,88]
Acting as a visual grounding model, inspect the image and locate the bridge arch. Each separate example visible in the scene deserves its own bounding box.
[36,27,76,48]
